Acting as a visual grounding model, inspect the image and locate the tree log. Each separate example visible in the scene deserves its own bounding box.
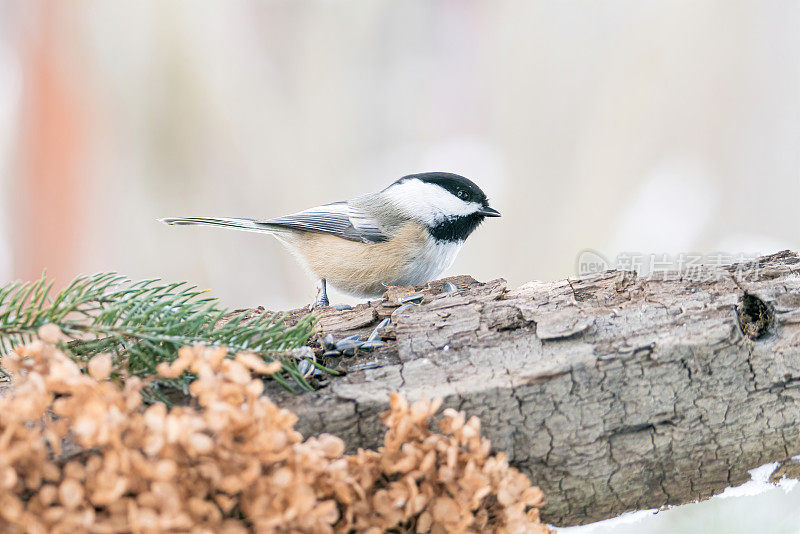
[268,250,800,527]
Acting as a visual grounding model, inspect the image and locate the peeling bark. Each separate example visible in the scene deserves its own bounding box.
[269,251,800,527]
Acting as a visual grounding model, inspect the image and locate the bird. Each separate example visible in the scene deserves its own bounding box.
[160,172,500,307]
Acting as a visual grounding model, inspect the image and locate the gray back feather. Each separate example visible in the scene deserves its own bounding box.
[257,197,393,243]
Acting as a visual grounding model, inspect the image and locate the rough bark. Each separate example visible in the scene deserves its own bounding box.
[270,251,800,527]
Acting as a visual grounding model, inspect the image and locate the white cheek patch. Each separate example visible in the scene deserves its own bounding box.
[383,180,481,225]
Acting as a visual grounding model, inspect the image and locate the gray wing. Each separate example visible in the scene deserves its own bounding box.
[256,202,389,243]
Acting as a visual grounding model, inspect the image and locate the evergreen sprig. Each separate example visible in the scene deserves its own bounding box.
[0,273,318,395]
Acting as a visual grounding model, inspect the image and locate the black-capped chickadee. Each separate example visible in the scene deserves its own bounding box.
[160,172,500,306]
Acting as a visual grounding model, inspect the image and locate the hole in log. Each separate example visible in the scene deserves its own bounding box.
[736,293,773,340]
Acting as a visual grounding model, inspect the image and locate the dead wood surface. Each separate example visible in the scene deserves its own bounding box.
[266,250,800,527]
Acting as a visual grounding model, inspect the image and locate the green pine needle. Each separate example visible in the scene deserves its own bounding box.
[0,272,318,395]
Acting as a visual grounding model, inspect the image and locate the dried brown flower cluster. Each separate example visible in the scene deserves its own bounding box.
[0,325,551,533]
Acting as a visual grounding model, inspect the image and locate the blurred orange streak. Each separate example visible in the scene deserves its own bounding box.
[16,4,89,289]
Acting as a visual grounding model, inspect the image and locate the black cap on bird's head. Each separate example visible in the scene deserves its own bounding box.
[392,172,501,217]
[408,172,500,217]
[385,172,500,242]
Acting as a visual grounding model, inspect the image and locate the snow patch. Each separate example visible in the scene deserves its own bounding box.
[556,462,800,533]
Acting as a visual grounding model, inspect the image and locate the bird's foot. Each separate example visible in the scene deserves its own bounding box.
[312,279,333,310]
[311,300,351,311]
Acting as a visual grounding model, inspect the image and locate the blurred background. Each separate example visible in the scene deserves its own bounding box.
[1,2,799,531]
[0,0,798,313]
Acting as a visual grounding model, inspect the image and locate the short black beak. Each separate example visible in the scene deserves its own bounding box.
[478,206,501,217]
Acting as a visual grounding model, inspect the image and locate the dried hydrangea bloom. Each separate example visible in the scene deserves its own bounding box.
[0,329,551,533]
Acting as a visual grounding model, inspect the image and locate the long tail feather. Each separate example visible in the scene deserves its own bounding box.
[158,217,276,234]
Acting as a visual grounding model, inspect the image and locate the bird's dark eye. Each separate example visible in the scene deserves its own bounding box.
[457,190,470,201]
